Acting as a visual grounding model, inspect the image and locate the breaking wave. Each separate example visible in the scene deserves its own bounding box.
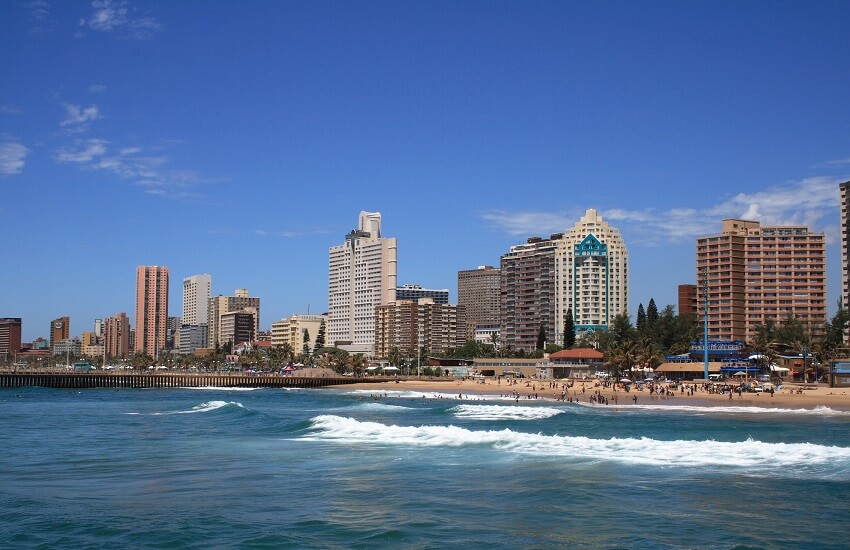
[450,404,564,420]
[301,415,850,478]
[126,401,245,415]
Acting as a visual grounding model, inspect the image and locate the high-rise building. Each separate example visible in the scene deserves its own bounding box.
[271,314,327,355]
[556,209,629,336]
[500,237,557,352]
[134,265,169,357]
[696,219,826,342]
[841,181,850,317]
[457,266,501,339]
[374,299,465,359]
[104,312,130,359]
[395,284,449,304]
[499,209,629,351]
[0,318,22,360]
[183,274,212,326]
[328,211,397,355]
[50,316,69,353]
[208,289,260,348]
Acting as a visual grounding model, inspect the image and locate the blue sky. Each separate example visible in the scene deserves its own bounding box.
[2,1,849,342]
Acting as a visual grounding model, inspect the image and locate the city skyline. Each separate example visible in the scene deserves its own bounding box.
[2,2,849,342]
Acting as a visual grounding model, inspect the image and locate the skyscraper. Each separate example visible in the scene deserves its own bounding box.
[696,219,826,342]
[499,209,629,351]
[841,181,850,317]
[457,266,501,339]
[183,274,212,326]
[328,211,397,355]
[556,209,629,336]
[134,266,169,357]
[500,237,557,352]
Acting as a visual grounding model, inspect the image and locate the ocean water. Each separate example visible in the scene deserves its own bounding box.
[1,387,848,549]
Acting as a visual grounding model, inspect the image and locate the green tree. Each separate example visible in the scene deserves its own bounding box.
[536,324,547,351]
[563,309,576,349]
[646,298,659,330]
[636,303,647,335]
[302,329,311,356]
[314,320,326,351]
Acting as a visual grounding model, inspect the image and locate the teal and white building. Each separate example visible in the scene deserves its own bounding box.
[556,209,628,338]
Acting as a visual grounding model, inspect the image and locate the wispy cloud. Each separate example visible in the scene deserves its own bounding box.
[55,139,107,163]
[89,84,107,93]
[0,142,30,175]
[55,139,211,200]
[824,157,850,166]
[255,228,332,238]
[60,103,102,128]
[482,176,846,246]
[79,0,161,39]
[26,0,55,34]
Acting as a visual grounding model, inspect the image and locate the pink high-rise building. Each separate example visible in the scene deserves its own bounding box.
[135,266,169,358]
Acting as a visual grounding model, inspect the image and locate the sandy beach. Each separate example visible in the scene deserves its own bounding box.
[330,376,850,410]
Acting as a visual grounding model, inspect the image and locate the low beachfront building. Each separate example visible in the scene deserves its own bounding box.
[548,348,604,378]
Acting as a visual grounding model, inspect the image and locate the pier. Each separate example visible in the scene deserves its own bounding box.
[0,371,383,390]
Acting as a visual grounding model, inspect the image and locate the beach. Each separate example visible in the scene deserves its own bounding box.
[333,376,850,410]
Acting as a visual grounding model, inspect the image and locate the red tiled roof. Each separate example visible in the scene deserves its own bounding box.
[549,348,604,359]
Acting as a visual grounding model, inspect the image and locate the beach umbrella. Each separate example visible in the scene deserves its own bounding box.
[620,378,632,383]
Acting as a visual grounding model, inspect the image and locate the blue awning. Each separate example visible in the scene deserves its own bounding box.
[720,366,759,372]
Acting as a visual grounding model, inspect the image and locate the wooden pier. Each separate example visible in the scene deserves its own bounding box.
[0,371,380,390]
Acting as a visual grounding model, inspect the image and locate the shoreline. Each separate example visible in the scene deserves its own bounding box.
[328,377,850,411]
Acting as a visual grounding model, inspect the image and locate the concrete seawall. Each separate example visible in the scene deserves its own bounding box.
[0,371,381,389]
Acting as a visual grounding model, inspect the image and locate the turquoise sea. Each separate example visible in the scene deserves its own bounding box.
[1,386,848,549]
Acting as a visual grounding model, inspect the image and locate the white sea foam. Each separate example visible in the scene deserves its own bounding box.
[345,389,511,401]
[450,404,564,421]
[579,402,850,416]
[355,402,416,412]
[302,415,850,475]
[181,386,261,392]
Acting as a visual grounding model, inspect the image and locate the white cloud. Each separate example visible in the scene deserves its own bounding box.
[55,139,107,163]
[89,84,107,93]
[79,0,161,39]
[480,210,579,237]
[482,176,846,246]
[61,103,102,127]
[0,142,30,174]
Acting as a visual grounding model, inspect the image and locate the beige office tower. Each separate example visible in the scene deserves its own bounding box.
[328,211,397,356]
[555,209,629,338]
[183,274,212,326]
[134,266,169,357]
[374,299,465,359]
[696,219,826,342]
[457,266,501,339]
